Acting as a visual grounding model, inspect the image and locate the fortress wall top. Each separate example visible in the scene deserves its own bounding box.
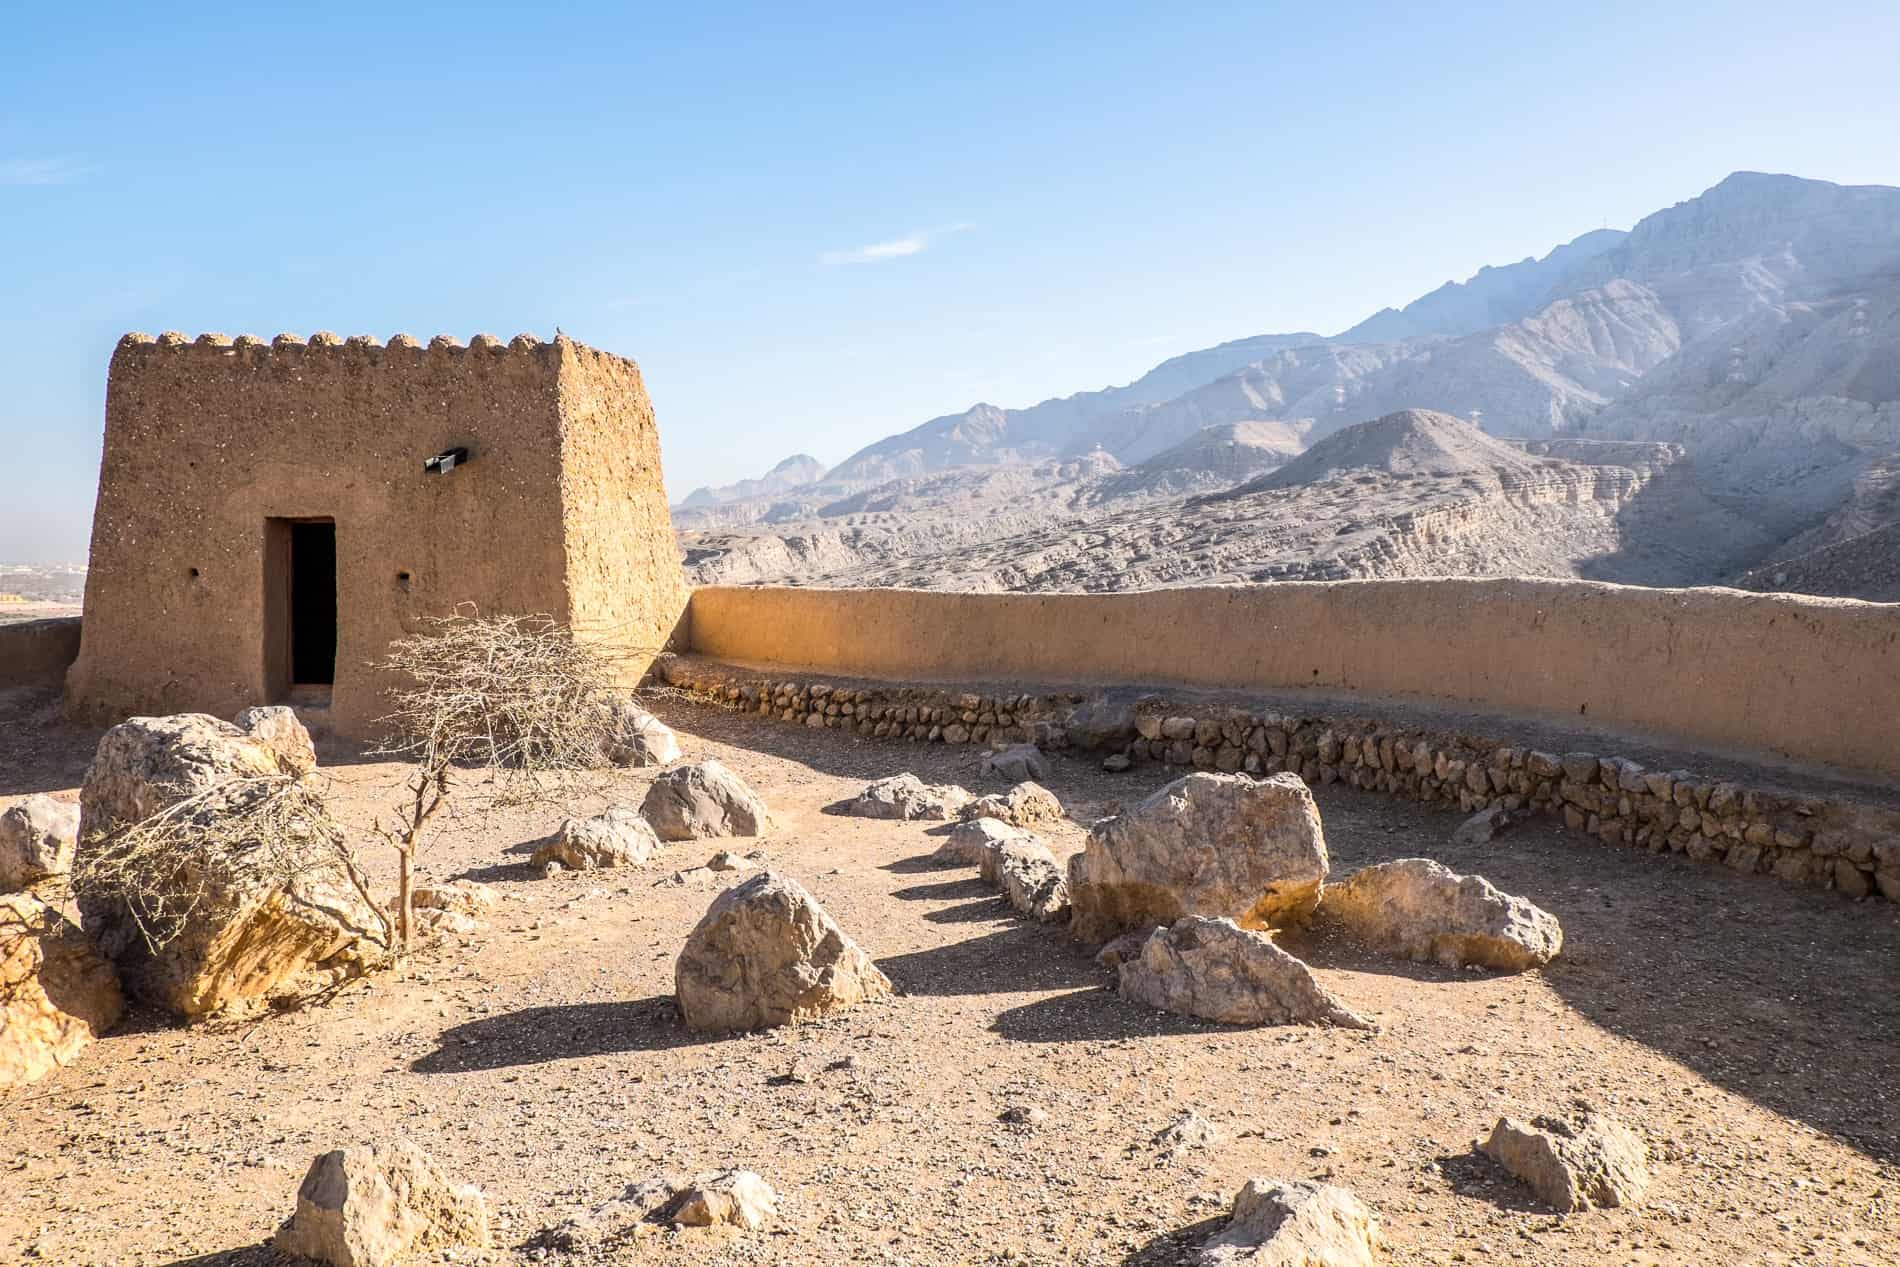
[684,580,1900,782]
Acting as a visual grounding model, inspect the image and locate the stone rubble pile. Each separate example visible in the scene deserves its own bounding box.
[662,658,1899,904]
[960,780,1064,829]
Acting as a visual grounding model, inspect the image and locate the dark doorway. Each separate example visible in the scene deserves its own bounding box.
[288,521,337,685]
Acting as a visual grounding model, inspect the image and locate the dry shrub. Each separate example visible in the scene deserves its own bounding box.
[67,773,389,953]
[372,610,638,950]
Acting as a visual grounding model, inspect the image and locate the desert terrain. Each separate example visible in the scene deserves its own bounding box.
[3,686,1895,1267]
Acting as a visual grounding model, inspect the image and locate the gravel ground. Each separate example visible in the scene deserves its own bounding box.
[2,693,1897,1266]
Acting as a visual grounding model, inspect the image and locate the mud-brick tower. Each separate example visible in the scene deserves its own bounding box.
[66,330,688,737]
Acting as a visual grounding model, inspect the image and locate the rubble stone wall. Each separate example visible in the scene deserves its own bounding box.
[658,656,1900,905]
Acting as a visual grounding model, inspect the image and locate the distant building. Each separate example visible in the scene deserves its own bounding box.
[66,331,688,737]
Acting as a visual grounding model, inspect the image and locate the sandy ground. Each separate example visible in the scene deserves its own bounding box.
[2,692,1897,1266]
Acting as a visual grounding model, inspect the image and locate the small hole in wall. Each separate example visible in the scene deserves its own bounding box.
[396,571,412,592]
[188,567,201,579]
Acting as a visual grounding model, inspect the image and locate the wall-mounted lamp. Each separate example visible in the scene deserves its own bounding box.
[424,447,470,475]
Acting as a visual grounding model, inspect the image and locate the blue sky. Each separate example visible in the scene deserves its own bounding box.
[3,1,1898,562]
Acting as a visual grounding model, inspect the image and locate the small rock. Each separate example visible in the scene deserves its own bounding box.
[602,700,682,767]
[1000,1104,1048,1126]
[1156,1109,1223,1158]
[932,817,1030,868]
[665,1170,779,1230]
[273,1140,490,1267]
[0,795,79,890]
[846,773,971,821]
[1119,916,1372,1029]
[530,808,660,872]
[1482,1111,1651,1212]
[641,760,769,841]
[1194,1179,1380,1266]
[1452,806,1509,845]
[234,705,318,776]
[983,743,1052,784]
[534,1176,679,1253]
[960,781,1064,829]
[1101,753,1133,773]
[980,833,1070,923]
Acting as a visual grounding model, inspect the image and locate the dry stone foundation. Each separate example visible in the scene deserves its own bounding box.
[660,657,1900,907]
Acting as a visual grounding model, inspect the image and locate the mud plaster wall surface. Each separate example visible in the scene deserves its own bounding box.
[66,333,686,737]
[0,618,82,688]
[685,581,1900,781]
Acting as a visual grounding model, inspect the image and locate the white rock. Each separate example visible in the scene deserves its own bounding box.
[1118,916,1372,1029]
[1452,805,1509,844]
[847,773,971,821]
[273,1140,490,1267]
[1323,857,1562,971]
[675,870,891,1032]
[530,806,659,871]
[602,700,682,767]
[666,1169,779,1230]
[1069,772,1328,945]
[932,816,1031,867]
[979,833,1070,923]
[0,893,123,1091]
[640,760,769,841]
[960,781,1064,829]
[0,794,79,890]
[1194,1179,1381,1266]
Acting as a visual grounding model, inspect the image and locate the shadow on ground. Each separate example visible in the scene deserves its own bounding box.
[412,997,714,1072]
[160,1247,277,1267]
[880,924,1100,997]
[1117,1214,1226,1264]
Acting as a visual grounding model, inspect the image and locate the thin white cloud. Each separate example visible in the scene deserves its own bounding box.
[820,222,970,267]
[0,157,91,186]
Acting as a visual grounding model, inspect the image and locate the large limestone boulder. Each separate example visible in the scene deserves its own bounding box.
[675,870,891,1032]
[1068,773,1328,945]
[640,760,769,841]
[847,773,970,821]
[1194,1179,1380,1266]
[0,794,79,890]
[979,834,1070,923]
[1118,916,1372,1029]
[529,806,659,871]
[273,1140,490,1267]
[75,714,386,1018]
[982,743,1051,784]
[960,781,1064,830]
[234,705,318,776]
[1323,858,1562,971]
[1482,1112,1650,1212]
[602,699,682,768]
[0,893,123,1091]
[931,816,1029,868]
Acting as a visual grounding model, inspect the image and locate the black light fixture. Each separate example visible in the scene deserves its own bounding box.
[424,446,470,475]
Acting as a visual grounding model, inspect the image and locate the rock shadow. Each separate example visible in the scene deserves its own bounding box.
[1118,1215,1226,1266]
[879,925,1100,997]
[159,1247,277,1267]
[411,996,714,1073]
[992,986,1241,1045]
[879,850,952,874]
[1434,1147,1548,1214]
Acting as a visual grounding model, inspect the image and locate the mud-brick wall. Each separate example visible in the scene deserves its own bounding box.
[683,581,1900,782]
[0,618,82,689]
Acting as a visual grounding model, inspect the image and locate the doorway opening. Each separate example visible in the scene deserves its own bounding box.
[265,518,337,698]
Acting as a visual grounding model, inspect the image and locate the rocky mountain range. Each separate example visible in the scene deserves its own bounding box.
[675,171,1900,599]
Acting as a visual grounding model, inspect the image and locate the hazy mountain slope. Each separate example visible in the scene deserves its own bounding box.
[678,454,827,509]
[1227,409,1542,493]
[1340,227,1627,342]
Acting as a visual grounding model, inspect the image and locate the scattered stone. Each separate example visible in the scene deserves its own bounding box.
[530,807,659,871]
[411,881,497,939]
[705,849,751,871]
[1102,753,1132,773]
[665,1170,779,1230]
[233,705,318,776]
[931,816,1030,867]
[1482,1111,1651,1211]
[983,743,1052,783]
[1118,916,1373,1029]
[75,714,385,1018]
[1452,805,1509,844]
[960,780,1064,829]
[980,833,1070,923]
[675,870,891,1032]
[0,794,79,890]
[1323,858,1563,971]
[0,893,123,1091]
[847,773,971,821]
[1194,1179,1380,1266]
[999,1104,1048,1126]
[1066,696,1137,749]
[601,699,682,767]
[641,760,769,841]
[1068,772,1329,945]
[1093,928,1154,970]
[535,1176,678,1254]
[1156,1109,1223,1158]
[273,1140,490,1267]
